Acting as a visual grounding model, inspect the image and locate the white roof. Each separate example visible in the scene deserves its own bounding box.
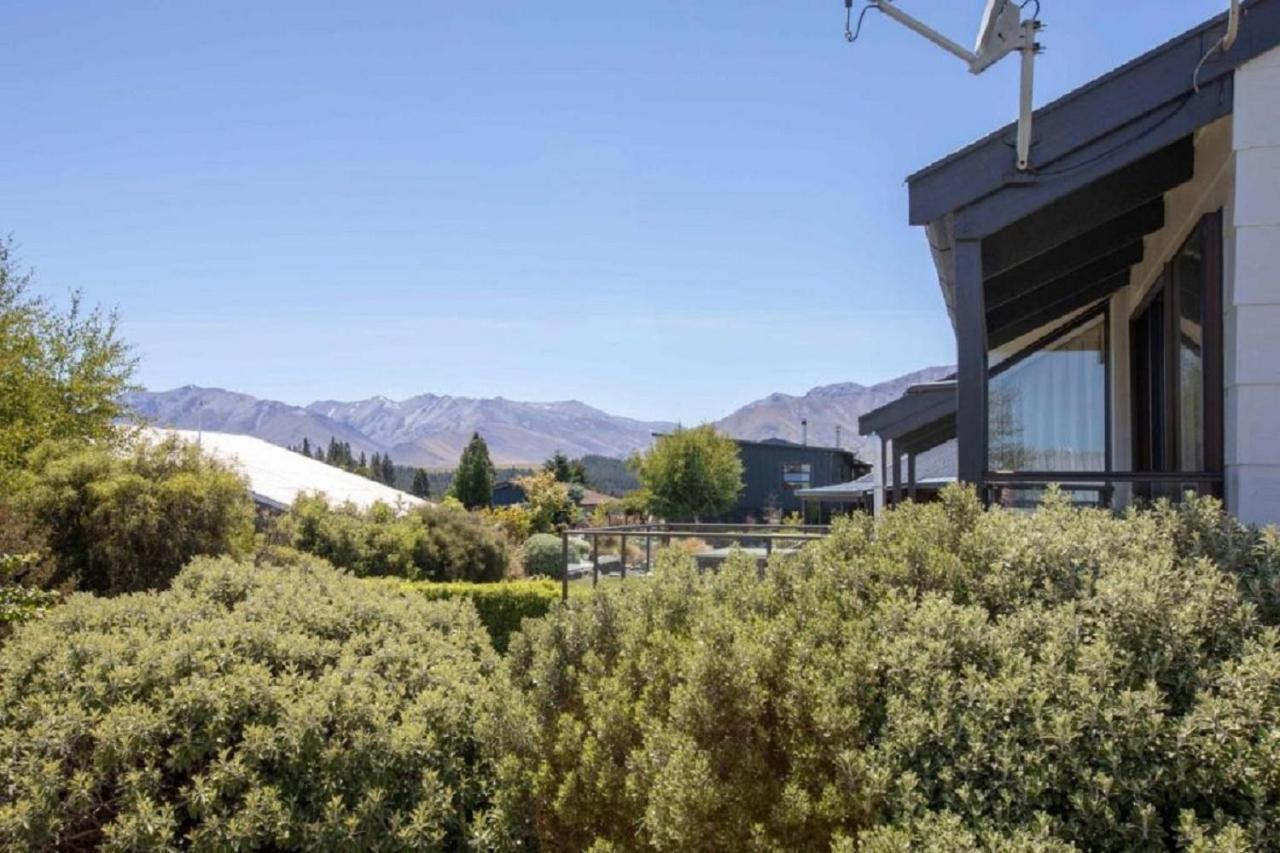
[140,428,426,512]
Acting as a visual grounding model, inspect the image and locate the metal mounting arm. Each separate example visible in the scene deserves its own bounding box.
[858,1,1041,170]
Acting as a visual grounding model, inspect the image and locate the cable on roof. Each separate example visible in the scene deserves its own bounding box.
[1029,92,1193,179]
[1194,1,1244,93]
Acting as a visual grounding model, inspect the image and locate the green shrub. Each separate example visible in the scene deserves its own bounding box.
[16,436,255,594]
[522,532,567,579]
[398,578,562,652]
[278,494,508,583]
[500,487,1280,850]
[0,555,524,850]
[0,554,58,630]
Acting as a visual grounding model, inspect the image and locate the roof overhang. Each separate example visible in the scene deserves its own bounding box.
[911,0,1280,337]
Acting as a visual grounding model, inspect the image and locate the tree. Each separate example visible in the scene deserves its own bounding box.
[632,426,743,521]
[300,436,311,458]
[16,435,255,594]
[381,453,395,486]
[515,470,576,534]
[453,432,495,510]
[411,468,431,499]
[543,451,586,485]
[0,238,136,477]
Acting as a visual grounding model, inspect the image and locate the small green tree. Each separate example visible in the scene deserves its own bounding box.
[632,426,743,521]
[411,468,431,499]
[516,470,577,533]
[0,238,136,478]
[544,451,587,485]
[453,433,495,510]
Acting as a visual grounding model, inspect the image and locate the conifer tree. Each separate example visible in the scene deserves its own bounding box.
[411,468,431,499]
[301,436,311,458]
[381,454,395,486]
[453,433,495,510]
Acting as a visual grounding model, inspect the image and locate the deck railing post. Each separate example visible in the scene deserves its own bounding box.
[619,534,627,580]
[592,533,599,588]
[561,532,569,602]
[644,528,652,572]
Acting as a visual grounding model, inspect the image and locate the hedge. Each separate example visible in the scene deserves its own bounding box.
[498,488,1280,850]
[276,494,509,583]
[397,578,562,653]
[0,556,524,850]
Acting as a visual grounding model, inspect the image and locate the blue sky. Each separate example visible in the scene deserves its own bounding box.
[2,1,1228,422]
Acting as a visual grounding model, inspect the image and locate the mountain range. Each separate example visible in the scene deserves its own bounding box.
[124,365,953,467]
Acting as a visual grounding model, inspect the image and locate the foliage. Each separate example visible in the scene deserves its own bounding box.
[543,450,586,485]
[484,503,534,546]
[277,494,509,583]
[397,577,562,653]
[0,239,137,479]
[15,436,255,594]
[522,533,568,580]
[577,454,640,497]
[0,556,524,850]
[454,432,496,510]
[410,467,431,498]
[631,425,743,521]
[499,488,1280,850]
[515,470,578,534]
[0,554,58,628]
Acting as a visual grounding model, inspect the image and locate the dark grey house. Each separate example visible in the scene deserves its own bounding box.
[730,438,867,521]
[857,2,1280,524]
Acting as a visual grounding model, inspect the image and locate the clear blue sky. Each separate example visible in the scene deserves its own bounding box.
[2,1,1228,422]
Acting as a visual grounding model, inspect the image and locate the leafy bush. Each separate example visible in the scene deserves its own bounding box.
[398,578,562,652]
[0,556,524,850]
[277,494,509,583]
[0,554,58,630]
[522,533,566,579]
[0,239,136,479]
[500,488,1280,850]
[16,436,255,594]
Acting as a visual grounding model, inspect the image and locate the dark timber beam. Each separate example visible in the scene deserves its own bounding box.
[954,240,988,491]
[977,136,1194,274]
[983,200,1163,295]
[859,385,956,436]
[989,271,1129,349]
[987,241,1143,325]
[898,414,956,456]
[906,0,1274,225]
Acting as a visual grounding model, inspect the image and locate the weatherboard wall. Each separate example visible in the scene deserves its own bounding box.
[1228,45,1280,524]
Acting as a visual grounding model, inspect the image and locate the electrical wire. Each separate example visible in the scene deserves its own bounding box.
[1030,93,1194,179]
[845,0,875,44]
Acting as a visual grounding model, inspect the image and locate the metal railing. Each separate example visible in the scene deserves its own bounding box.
[557,522,831,601]
[981,470,1225,508]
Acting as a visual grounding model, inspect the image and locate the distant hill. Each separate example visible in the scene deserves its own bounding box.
[125,366,953,468]
[713,366,954,461]
[123,386,381,457]
[306,395,675,467]
[127,387,675,467]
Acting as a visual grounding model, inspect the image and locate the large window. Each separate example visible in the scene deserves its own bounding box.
[988,312,1108,472]
[1130,211,1224,495]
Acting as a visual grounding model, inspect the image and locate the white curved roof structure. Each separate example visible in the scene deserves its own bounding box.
[141,428,426,513]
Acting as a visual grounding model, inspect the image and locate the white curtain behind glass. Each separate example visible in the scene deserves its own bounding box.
[989,316,1107,472]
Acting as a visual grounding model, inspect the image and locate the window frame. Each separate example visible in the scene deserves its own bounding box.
[986,303,1113,473]
[1128,210,1224,480]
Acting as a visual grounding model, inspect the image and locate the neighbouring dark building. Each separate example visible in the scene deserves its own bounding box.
[731,438,867,522]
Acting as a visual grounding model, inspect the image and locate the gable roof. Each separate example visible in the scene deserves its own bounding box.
[909,0,1280,232]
